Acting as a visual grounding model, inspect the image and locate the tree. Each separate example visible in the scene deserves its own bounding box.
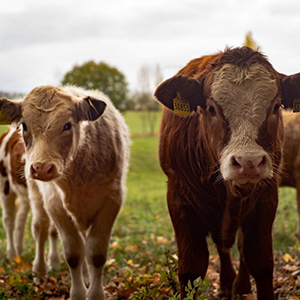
[61,61,129,110]
[132,65,162,135]
[243,32,261,51]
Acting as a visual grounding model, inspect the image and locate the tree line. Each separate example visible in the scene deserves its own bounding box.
[1,32,259,135]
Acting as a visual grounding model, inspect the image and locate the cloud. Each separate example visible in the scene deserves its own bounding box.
[1,0,300,94]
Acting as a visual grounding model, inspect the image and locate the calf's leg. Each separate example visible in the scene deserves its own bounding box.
[14,194,30,256]
[29,184,50,276]
[48,222,60,270]
[0,192,17,259]
[86,195,121,300]
[46,201,87,300]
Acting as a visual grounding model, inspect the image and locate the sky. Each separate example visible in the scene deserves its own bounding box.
[1,0,300,95]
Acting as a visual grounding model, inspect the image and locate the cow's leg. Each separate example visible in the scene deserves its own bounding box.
[242,235,275,300]
[216,246,236,297]
[14,194,30,256]
[85,195,121,300]
[0,192,17,259]
[168,193,209,299]
[46,202,87,300]
[80,230,90,287]
[232,231,251,296]
[31,194,50,276]
[237,198,277,300]
[48,222,60,270]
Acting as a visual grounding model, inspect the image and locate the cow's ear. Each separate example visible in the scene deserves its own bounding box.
[281,72,300,109]
[0,98,22,124]
[76,96,107,121]
[154,76,204,115]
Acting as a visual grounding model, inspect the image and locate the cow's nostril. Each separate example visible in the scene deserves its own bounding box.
[259,156,267,166]
[47,165,53,174]
[231,156,241,167]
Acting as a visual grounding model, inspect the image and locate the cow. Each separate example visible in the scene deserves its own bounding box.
[0,127,60,269]
[280,110,300,236]
[0,126,30,259]
[154,46,300,300]
[0,85,130,300]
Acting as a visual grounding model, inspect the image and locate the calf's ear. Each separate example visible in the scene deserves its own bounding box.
[0,98,22,124]
[154,75,204,115]
[281,72,300,109]
[76,96,107,121]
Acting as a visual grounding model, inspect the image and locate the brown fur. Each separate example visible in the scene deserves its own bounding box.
[155,47,300,300]
[280,110,300,235]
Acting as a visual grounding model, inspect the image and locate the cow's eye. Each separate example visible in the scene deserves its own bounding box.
[22,123,27,132]
[273,103,281,114]
[63,122,72,131]
[208,106,216,116]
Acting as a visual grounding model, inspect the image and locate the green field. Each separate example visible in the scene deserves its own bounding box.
[0,111,298,299]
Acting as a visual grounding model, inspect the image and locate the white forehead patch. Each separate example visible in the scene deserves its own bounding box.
[211,64,278,140]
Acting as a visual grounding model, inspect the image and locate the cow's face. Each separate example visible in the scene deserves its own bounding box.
[155,48,300,187]
[204,63,281,184]
[0,86,106,182]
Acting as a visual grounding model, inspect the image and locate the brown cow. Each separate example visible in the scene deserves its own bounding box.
[155,46,300,300]
[280,110,300,236]
[0,127,60,268]
[0,86,130,300]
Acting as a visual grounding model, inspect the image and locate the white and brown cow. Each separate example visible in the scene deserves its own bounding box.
[0,85,130,300]
[0,126,29,259]
[155,46,300,300]
[0,127,60,269]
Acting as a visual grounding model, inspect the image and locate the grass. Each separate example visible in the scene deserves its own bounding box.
[0,111,299,299]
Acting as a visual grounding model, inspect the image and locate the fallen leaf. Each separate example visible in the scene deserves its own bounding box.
[283,253,295,263]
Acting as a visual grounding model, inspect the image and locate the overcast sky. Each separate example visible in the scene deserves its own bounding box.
[1,0,300,95]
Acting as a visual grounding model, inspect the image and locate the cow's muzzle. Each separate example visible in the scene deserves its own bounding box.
[221,151,273,184]
[30,162,58,181]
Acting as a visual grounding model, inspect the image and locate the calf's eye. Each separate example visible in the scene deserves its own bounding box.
[208,106,216,116]
[22,123,27,132]
[273,103,281,114]
[63,122,72,131]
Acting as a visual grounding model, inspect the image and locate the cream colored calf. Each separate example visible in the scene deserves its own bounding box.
[0,86,130,300]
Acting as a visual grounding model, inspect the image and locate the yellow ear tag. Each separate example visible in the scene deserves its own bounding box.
[293,99,300,113]
[88,97,99,114]
[0,108,12,125]
[173,93,191,116]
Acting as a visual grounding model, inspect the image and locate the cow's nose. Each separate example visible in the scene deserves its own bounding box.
[231,155,266,178]
[30,163,56,181]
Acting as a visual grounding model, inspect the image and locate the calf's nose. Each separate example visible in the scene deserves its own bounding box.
[30,163,56,181]
[231,155,266,178]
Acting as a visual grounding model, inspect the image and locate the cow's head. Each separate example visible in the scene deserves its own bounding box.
[0,86,106,182]
[155,47,300,186]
